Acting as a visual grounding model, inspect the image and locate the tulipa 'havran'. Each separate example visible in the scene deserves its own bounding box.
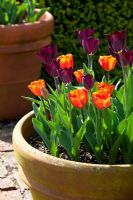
[27,29,133,164]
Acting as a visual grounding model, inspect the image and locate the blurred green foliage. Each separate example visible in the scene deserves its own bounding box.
[0,0,47,25]
[39,0,133,82]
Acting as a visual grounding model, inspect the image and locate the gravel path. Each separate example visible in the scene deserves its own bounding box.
[0,121,32,200]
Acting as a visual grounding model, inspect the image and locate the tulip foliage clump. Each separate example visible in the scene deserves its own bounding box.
[27,29,133,164]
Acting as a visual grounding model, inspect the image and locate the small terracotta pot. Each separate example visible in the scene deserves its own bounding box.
[0,11,54,120]
[13,111,133,200]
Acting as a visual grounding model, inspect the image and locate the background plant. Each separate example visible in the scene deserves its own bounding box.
[0,0,47,25]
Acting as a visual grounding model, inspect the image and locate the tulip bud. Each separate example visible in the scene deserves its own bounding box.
[41,87,49,100]
[83,74,95,90]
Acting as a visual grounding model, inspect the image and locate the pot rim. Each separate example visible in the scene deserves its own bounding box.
[0,10,52,29]
[13,110,133,169]
[0,10,54,46]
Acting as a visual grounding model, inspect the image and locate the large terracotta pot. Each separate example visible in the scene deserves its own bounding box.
[0,11,54,120]
[13,111,133,200]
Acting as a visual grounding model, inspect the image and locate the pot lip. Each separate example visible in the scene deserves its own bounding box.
[0,10,53,29]
[13,110,133,169]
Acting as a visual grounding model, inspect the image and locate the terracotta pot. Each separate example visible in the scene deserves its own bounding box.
[0,11,54,120]
[13,111,133,200]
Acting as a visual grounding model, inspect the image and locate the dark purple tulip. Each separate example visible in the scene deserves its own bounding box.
[107,30,127,53]
[45,60,59,78]
[77,28,95,41]
[38,44,58,64]
[83,74,95,90]
[109,48,133,67]
[82,36,100,55]
[59,67,73,84]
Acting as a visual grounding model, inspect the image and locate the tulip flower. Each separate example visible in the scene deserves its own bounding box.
[38,45,59,79]
[109,49,133,67]
[38,44,58,64]
[92,90,111,110]
[28,80,46,96]
[77,28,95,42]
[58,54,74,83]
[98,82,114,96]
[69,88,88,109]
[41,87,49,100]
[83,74,95,90]
[107,30,127,53]
[59,67,73,84]
[82,36,100,55]
[77,28,100,55]
[58,54,74,69]
[98,55,117,71]
[45,60,59,78]
[73,69,83,83]
[120,49,133,67]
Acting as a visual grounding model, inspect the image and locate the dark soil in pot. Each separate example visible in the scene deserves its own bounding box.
[28,134,124,164]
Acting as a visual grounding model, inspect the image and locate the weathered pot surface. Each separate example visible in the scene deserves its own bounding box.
[0,11,54,120]
[13,111,133,200]
[0,11,54,44]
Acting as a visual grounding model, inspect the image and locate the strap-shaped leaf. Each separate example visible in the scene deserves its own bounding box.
[49,132,58,157]
[112,98,124,121]
[115,86,124,105]
[71,108,82,134]
[109,118,127,164]
[56,103,71,133]
[58,127,72,159]
[85,119,102,161]
[32,118,50,149]
[109,134,124,164]
[72,117,89,160]
[22,96,40,105]
[125,113,133,163]
[125,68,133,117]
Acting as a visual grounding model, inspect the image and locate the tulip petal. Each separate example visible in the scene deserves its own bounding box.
[28,80,46,96]
[92,90,111,110]
[59,67,73,83]
[107,30,127,53]
[98,55,117,71]
[69,88,88,109]
[73,69,83,83]
[38,44,58,64]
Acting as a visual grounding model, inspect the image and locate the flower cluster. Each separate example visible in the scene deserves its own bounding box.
[27,28,133,164]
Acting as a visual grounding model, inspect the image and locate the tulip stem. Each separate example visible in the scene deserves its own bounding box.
[96,109,101,144]
[67,83,72,134]
[40,97,48,119]
[107,71,110,82]
[47,99,54,121]
[119,53,127,117]
[54,77,61,94]
[94,109,103,161]
[87,54,93,70]
[81,109,85,122]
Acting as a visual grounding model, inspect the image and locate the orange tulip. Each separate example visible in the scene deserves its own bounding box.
[28,80,46,96]
[98,82,114,96]
[73,69,83,83]
[98,55,117,71]
[69,88,88,109]
[92,90,111,110]
[58,54,74,69]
